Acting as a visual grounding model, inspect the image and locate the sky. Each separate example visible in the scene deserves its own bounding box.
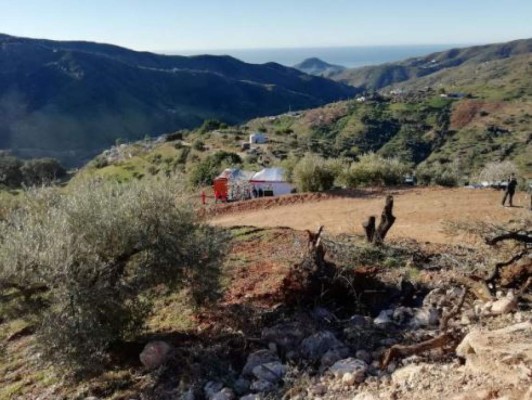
[0,0,531,52]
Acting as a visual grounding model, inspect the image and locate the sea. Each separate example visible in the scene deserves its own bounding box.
[174,44,465,68]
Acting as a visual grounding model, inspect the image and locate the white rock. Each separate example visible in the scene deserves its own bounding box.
[490,296,517,315]
[353,393,377,400]
[341,372,356,386]
[139,341,172,369]
[329,358,368,383]
[410,307,439,327]
[373,310,392,325]
[392,363,426,387]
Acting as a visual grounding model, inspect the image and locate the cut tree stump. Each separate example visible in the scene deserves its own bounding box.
[363,195,396,244]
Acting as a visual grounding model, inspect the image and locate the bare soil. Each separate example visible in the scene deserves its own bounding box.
[210,187,528,244]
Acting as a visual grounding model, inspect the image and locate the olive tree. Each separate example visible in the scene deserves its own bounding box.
[0,177,227,373]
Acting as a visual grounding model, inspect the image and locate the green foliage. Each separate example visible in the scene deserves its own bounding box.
[21,158,67,186]
[341,153,411,187]
[292,153,341,192]
[0,155,23,187]
[188,151,242,187]
[0,178,227,374]
[199,119,227,134]
[416,161,461,187]
[192,139,206,151]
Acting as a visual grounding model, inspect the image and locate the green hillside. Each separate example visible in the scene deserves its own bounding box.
[0,34,356,166]
[332,38,532,90]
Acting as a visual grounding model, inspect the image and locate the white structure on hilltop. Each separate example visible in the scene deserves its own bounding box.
[249,132,268,144]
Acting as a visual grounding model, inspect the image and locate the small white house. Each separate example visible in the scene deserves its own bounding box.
[249,132,268,144]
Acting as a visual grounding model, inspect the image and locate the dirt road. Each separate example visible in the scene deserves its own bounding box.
[211,187,529,244]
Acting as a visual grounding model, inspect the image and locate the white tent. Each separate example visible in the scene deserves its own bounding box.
[250,167,294,196]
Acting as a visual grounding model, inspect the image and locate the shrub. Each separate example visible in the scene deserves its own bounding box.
[0,178,227,374]
[188,151,242,187]
[292,153,340,192]
[476,161,519,183]
[416,161,461,187]
[341,153,410,187]
[21,158,66,186]
[0,155,23,187]
[199,119,227,134]
[192,139,206,151]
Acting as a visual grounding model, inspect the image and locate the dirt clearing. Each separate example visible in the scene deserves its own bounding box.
[211,187,529,244]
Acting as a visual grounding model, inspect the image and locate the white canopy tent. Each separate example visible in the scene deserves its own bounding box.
[250,167,294,196]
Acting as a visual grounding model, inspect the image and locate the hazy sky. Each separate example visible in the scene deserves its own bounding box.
[1,0,531,52]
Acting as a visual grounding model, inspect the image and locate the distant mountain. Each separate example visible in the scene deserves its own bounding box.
[293,57,345,77]
[331,38,532,90]
[0,34,357,165]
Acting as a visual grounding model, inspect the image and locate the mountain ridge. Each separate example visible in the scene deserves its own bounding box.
[0,33,357,165]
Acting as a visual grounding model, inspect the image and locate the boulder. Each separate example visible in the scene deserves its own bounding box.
[300,331,346,362]
[239,395,261,400]
[211,388,235,400]
[489,294,517,315]
[328,358,368,383]
[242,350,280,377]
[252,362,286,383]
[204,381,224,399]
[391,363,427,388]
[456,321,532,385]
[261,322,309,352]
[139,341,172,369]
[233,377,251,395]
[355,350,372,364]
[349,314,371,328]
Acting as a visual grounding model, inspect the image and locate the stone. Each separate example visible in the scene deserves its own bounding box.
[239,395,261,400]
[341,372,356,386]
[456,321,532,385]
[349,314,371,328]
[252,362,286,383]
[211,388,235,400]
[204,381,224,399]
[422,288,446,308]
[249,379,276,393]
[320,346,350,369]
[355,349,372,364]
[311,306,337,323]
[233,377,250,395]
[139,340,172,369]
[328,358,368,383]
[261,322,309,352]
[373,310,392,326]
[353,393,377,400]
[392,363,428,388]
[392,307,413,324]
[242,350,280,377]
[300,331,346,362]
[410,307,439,327]
[490,295,517,315]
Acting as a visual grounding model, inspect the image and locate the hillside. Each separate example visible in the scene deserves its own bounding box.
[332,38,532,90]
[293,57,346,77]
[0,34,356,166]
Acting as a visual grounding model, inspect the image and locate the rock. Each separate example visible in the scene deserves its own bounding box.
[355,349,372,364]
[211,388,235,400]
[239,395,261,400]
[311,306,337,323]
[261,322,308,352]
[252,362,286,383]
[410,307,439,327]
[353,393,377,400]
[456,321,532,385]
[328,358,368,383]
[349,314,371,328]
[204,381,224,399]
[490,294,517,315]
[242,350,280,377]
[451,389,495,400]
[422,288,446,308]
[320,346,350,369]
[392,307,413,324]
[300,331,346,362]
[373,310,392,326]
[233,377,250,395]
[139,341,172,369]
[183,389,195,400]
[392,363,426,388]
[341,372,356,386]
[249,379,276,393]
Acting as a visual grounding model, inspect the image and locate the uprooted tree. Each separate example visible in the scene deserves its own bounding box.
[0,177,227,374]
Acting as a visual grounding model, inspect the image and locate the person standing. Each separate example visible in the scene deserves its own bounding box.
[502,173,518,207]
